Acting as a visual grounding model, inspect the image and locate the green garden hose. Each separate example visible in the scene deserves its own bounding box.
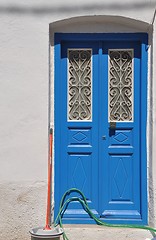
[54,188,156,240]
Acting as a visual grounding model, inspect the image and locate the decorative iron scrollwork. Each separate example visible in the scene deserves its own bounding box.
[109,50,133,122]
[68,50,92,120]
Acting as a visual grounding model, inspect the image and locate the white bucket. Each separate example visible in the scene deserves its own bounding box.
[30,227,63,240]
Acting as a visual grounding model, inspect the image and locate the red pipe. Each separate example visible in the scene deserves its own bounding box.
[44,128,53,230]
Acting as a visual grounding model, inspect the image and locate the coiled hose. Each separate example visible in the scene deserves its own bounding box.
[54,188,156,240]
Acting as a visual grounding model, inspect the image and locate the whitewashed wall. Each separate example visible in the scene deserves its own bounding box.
[0,0,156,239]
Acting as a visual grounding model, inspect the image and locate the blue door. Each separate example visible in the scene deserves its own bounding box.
[54,34,148,224]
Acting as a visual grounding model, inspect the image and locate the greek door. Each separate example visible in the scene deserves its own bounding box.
[54,33,148,224]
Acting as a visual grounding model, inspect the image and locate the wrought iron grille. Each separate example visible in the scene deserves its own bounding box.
[109,50,133,122]
[68,49,92,121]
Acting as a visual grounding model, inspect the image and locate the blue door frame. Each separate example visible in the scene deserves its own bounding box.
[54,33,148,224]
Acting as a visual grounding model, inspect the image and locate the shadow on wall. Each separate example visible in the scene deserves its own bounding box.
[0,2,155,15]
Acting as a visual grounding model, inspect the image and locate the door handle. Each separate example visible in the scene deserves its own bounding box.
[110,122,116,129]
[102,135,106,140]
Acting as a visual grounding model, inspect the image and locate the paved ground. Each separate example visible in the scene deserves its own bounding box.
[61,225,156,240]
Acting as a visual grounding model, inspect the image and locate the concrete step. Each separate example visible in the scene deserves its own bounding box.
[62,225,155,240]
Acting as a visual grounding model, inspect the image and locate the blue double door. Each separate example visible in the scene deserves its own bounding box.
[55,34,147,224]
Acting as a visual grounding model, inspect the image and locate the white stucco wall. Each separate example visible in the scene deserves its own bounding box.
[0,0,156,239]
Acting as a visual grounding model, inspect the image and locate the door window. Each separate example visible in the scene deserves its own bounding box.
[109,50,133,122]
[68,49,92,121]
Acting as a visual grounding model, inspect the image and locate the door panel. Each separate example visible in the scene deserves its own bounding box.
[57,42,100,222]
[54,34,147,224]
[99,42,141,221]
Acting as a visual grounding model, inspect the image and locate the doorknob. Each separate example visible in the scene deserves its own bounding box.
[102,135,106,140]
[110,122,116,129]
